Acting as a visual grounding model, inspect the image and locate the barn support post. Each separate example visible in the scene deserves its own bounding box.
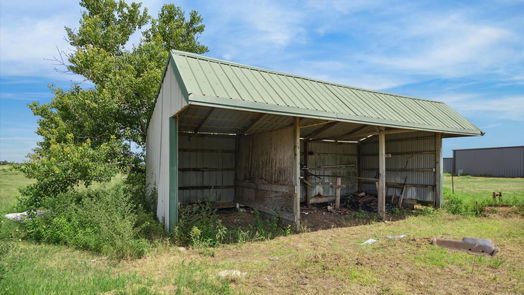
[168,116,179,232]
[378,127,386,220]
[434,133,443,208]
[294,117,301,228]
[304,139,310,207]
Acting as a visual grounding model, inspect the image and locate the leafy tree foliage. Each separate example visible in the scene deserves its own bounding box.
[17,0,207,210]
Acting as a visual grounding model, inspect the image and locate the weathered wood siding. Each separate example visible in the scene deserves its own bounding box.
[178,134,235,204]
[236,126,296,222]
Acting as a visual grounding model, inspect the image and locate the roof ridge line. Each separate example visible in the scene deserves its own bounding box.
[170,49,446,105]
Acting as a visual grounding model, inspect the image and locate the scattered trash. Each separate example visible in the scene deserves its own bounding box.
[327,205,335,213]
[431,237,498,256]
[361,238,377,245]
[218,270,246,279]
[4,210,44,222]
[386,234,407,239]
[177,247,187,252]
[90,257,108,262]
[269,257,279,261]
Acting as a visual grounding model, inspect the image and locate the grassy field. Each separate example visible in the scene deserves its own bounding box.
[444,173,524,205]
[1,166,523,294]
[0,165,33,214]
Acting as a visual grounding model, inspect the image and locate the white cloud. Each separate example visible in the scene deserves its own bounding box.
[199,0,306,61]
[363,13,524,78]
[0,15,76,78]
[442,94,524,121]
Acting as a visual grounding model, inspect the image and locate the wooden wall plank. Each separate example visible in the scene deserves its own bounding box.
[235,125,296,222]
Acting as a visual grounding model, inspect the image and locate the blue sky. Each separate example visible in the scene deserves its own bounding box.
[1,0,523,162]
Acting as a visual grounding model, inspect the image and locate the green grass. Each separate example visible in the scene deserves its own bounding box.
[0,165,33,214]
[0,242,155,295]
[0,167,523,294]
[444,174,524,205]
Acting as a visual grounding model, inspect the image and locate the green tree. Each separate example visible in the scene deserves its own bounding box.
[17,0,207,209]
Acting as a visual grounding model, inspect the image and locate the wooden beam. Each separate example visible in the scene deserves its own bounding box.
[294,117,301,228]
[300,120,335,129]
[334,125,368,141]
[239,113,265,134]
[378,127,386,220]
[193,108,214,133]
[370,128,419,136]
[434,133,443,208]
[305,121,339,139]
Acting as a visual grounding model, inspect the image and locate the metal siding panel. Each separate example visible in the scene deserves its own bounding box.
[178,134,236,203]
[454,147,524,177]
[239,68,278,105]
[314,84,353,115]
[282,76,324,111]
[306,141,358,197]
[221,65,256,102]
[359,132,436,201]
[255,71,290,106]
[346,88,383,119]
[170,50,483,136]
[295,78,338,113]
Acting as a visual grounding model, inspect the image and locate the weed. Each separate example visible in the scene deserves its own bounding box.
[174,204,292,248]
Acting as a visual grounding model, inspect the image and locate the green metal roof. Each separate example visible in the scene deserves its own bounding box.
[169,50,483,136]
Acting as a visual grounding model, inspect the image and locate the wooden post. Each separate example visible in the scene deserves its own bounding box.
[434,133,443,208]
[293,117,301,228]
[357,142,361,192]
[335,177,341,209]
[304,139,310,207]
[378,127,386,220]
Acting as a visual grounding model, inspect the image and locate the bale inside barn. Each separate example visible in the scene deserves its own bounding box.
[146,50,483,230]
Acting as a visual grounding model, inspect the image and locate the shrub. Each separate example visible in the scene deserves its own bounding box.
[443,189,487,217]
[22,182,154,259]
[174,203,227,247]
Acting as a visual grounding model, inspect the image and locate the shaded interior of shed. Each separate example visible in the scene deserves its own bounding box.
[174,104,443,225]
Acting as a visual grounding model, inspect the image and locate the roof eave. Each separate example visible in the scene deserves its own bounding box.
[186,93,484,137]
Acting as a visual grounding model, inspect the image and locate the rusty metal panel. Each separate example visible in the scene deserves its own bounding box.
[359,132,436,202]
[178,134,236,204]
[454,146,524,177]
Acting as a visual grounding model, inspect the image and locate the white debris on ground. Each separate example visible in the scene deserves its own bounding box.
[217,270,246,279]
[4,210,44,222]
[361,238,377,245]
[386,234,407,239]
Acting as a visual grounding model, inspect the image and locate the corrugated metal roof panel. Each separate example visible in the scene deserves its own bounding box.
[170,50,483,136]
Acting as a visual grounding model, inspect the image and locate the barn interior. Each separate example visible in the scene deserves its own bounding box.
[174,104,444,227]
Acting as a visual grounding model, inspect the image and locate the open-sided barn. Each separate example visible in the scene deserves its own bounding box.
[146,50,483,230]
